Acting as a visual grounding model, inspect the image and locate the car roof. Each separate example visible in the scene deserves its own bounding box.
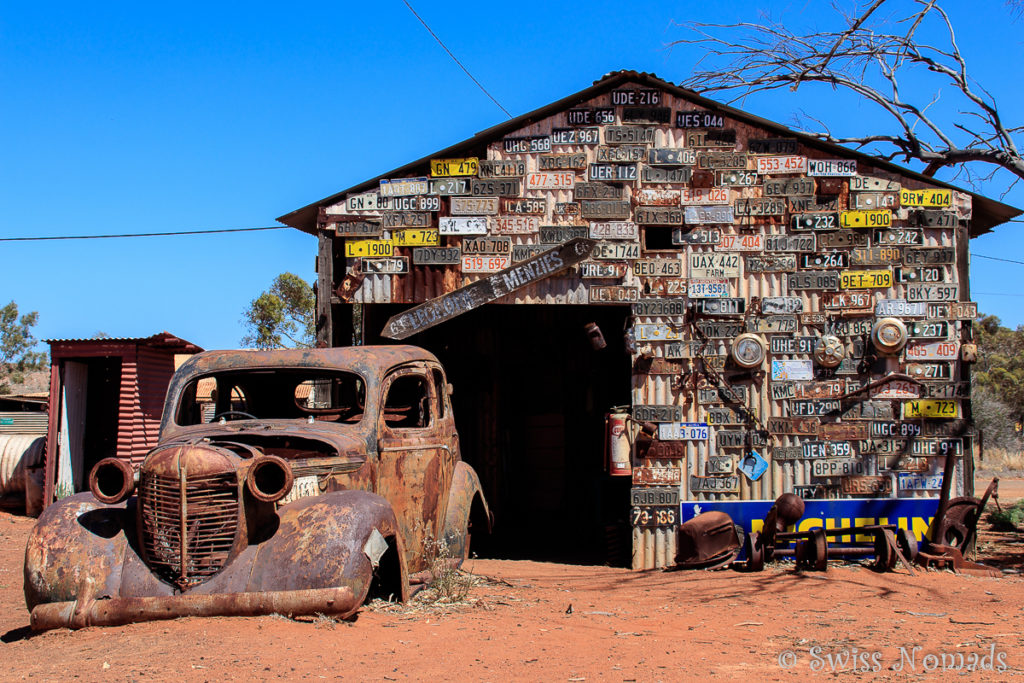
[174,345,440,381]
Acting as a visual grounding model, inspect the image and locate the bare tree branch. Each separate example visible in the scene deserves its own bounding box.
[674,0,1024,189]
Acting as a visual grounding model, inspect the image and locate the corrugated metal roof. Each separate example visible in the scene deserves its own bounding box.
[45,331,203,352]
[277,69,1021,237]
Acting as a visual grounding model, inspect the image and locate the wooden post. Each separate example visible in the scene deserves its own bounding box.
[316,230,334,347]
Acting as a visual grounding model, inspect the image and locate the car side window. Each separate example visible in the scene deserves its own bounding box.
[431,368,447,420]
[383,374,432,429]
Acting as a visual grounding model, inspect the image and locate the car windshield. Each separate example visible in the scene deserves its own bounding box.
[174,369,366,426]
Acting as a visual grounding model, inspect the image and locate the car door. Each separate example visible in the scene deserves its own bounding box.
[375,363,454,571]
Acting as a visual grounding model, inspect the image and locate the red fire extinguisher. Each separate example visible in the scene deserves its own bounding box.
[605,410,632,477]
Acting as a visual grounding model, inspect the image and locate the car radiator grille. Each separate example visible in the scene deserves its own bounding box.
[139,471,239,590]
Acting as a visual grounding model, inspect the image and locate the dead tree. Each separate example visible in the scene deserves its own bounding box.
[675,0,1024,191]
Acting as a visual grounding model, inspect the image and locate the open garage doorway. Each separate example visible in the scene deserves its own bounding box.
[363,304,633,565]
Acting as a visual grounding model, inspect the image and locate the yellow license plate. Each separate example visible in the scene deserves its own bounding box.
[344,239,394,257]
[392,229,438,247]
[840,210,892,228]
[903,399,960,418]
[430,157,479,177]
[839,269,892,289]
[900,188,952,207]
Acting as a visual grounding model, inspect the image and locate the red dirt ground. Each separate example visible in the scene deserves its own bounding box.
[1,482,1022,681]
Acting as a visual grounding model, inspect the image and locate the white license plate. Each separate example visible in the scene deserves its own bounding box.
[462,255,511,273]
[688,279,730,298]
[280,475,318,505]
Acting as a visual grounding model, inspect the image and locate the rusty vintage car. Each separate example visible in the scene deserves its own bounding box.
[25,345,490,630]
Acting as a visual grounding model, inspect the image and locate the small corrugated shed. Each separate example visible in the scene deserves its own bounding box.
[43,332,202,506]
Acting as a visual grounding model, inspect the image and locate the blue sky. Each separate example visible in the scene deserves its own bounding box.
[3,1,1023,351]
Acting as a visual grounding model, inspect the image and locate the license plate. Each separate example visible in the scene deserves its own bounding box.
[566,108,615,126]
[718,170,758,186]
[642,166,693,184]
[580,261,628,279]
[849,192,898,210]
[733,198,786,216]
[807,159,858,176]
[633,405,684,422]
[344,191,388,213]
[716,430,748,448]
[817,231,868,248]
[596,144,649,163]
[462,236,511,255]
[631,507,679,527]
[512,245,545,262]
[767,417,820,435]
[345,239,393,258]
[430,157,478,177]
[462,255,511,273]
[694,320,743,338]
[874,229,922,245]
[908,321,949,338]
[632,466,682,485]
[280,475,319,505]
[802,252,849,269]
[646,440,687,458]
[872,421,922,438]
[761,296,804,314]
[412,247,461,265]
[631,487,681,506]
[795,380,845,399]
[694,298,745,315]
[788,271,839,290]
[803,441,853,458]
[581,200,632,220]
[550,128,601,145]
[673,229,722,245]
[688,131,737,148]
[897,474,944,491]
[850,176,901,192]
[894,267,946,283]
[430,177,471,195]
[840,210,891,228]
[792,213,838,231]
[493,216,540,235]
[910,439,963,456]
[690,475,740,494]
[748,138,799,154]
[635,207,684,225]
[389,195,441,212]
[380,177,429,196]
[439,217,490,235]
[818,422,871,440]
[765,234,815,252]
[658,422,710,440]
[771,383,795,400]
[589,286,639,303]
[675,110,724,127]
[633,299,687,317]
[829,320,872,338]
[632,324,686,341]
[746,255,797,273]
[851,246,903,266]
[685,206,734,224]
[707,456,734,475]
[903,400,960,418]
[589,164,637,182]
[928,301,977,320]
[689,252,740,278]
[553,202,581,219]
[471,179,521,196]
[908,210,957,228]
[648,148,697,165]
[451,197,500,215]
[906,340,960,360]
[747,315,798,333]
[381,211,430,229]
[770,336,816,355]
[869,379,920,399]
[706,407,743,425]
[840,476,892,495]
[812,459,868,477]
[575,183,622,200]
[540,153,588,170]
[477,160,526,178]
[802,312,827,325]
[920,381,970,399]
[637,189,681,205]
[823,291,872,309]
[875,299,927,317]
[790,400,840,416]
[331,220,382,237]
[604,126,655,145]
[591,222,639,240]
[700,385,748,404]
[904,247,955,266]
[755,155,807,174]
[790,195,840,212]
[717,233,764,251]
[361,257,409,274]
[900,188,952,207]
[771,360,814,381]
[764,177,815,196]
[391,229,438,247]
[640,278,687,297]
[689,279,731,298]
[633,259,682,277]
[906,363,953,380]
[839,269,892,289]
[680,187,730,205]
[592,242,640,260]
[772,446,806,461]
[503,136,551,153]
[907,284,959,302]
[541,226,589,244]
[665,340,719,359]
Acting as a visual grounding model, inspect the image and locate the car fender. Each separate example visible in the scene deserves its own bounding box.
[441,462,491,560]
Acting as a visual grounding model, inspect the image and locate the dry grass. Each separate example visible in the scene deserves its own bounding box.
[981,447,1024,474]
